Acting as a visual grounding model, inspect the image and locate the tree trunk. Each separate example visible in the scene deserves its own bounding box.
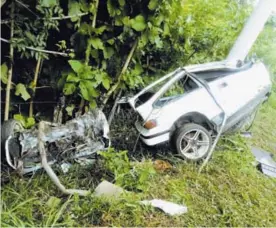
[4,0,15,120]
[29,56,42,117]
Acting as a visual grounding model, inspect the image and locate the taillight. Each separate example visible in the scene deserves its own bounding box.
[144,119,157,129]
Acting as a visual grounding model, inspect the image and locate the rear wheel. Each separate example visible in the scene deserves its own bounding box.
[172,123,212,161]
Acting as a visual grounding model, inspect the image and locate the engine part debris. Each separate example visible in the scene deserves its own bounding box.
[2,109,110,175]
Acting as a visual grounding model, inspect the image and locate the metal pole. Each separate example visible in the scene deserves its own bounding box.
[226,0,275,64]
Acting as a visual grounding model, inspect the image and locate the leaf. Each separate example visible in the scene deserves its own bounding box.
[89,100,97,109]
[13,114,25,125]
[63,83,76,95]
[1,63,8,84]
[68,0,81,22]
[79,81,99,101]
[66,72,80,83]
[122,16,131,26]
[65,104,75,116]
[90,38,104,50]
[13,114,35,129]
[46,197,61,208]
[57,73,67,90]
[102,78,110,90]
[133,63,143,75]
[131,15,146,32]
[68,60,83,73]
[163,23,170,36]
[15,83,31,101]
[107,39,114,45]
[148,0,158,10]
[25,117,35,128]
[93,26,107,35]
[107,0,116,17]
[41,0,57,7]
[103,47,114,59]
[79,81,89,100]
[118,0,125,7]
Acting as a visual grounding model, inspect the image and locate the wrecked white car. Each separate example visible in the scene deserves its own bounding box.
[1,109,110,174]
[125,60,272,161]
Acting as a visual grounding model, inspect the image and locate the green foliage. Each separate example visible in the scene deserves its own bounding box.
[41,0,57,8]
[131,15,147,32]
[1,63,8,84]
[13,114,35,128]
[63,60,111,105]
[15,83,31,101]
[99,148,156,191]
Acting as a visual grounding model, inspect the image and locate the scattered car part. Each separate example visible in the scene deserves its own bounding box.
[94,180,125,197]
[141,199,188,216]
[2,109,110,175]
[251,147,276,178]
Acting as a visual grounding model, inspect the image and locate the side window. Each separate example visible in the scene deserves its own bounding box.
[154,76,199,107]
[161,75,199,98]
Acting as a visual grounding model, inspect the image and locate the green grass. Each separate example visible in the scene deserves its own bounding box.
[249,87,276,154]
[1,90,276,227]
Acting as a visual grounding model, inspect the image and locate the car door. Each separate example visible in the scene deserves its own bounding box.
[208,70,253,118]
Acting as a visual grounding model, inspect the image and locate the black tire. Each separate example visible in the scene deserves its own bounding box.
[171,123,212,161]
[1,120,24,145]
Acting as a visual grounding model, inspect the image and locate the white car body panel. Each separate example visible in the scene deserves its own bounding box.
[127,60,271,146]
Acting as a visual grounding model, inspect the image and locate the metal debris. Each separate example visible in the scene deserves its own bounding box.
[4,109,110,174]
[251,147,276,178]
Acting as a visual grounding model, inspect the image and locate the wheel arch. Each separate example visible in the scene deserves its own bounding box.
[170,112,215,138]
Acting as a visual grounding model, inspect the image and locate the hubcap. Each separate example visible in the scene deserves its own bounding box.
[180,129,210,159]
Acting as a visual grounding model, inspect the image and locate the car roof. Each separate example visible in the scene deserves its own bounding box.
[184,60,252,73]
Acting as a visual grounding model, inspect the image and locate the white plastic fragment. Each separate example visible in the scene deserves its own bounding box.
[94,180,124,197]
[60,162,72,173]
[141,199,188,216]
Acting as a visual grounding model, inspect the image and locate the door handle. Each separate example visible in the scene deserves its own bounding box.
[219,82,228,88]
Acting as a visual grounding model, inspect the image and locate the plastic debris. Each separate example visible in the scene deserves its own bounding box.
[60,163,72,173]
[94,180,125,197]
[251,147,276,178]
[241,131,252,138]
[141,199,188,216]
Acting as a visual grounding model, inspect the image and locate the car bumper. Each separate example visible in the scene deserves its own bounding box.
[135,121,170,146]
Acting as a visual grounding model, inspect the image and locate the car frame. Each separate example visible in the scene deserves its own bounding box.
[125,60,272,161]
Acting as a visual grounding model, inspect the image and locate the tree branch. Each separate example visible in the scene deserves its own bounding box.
[101,39,138,108]
[51,13,88,20]
[1,38,69,57]
[4,0,15,120]
[1,13,89,24]
[15,0,38,17]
